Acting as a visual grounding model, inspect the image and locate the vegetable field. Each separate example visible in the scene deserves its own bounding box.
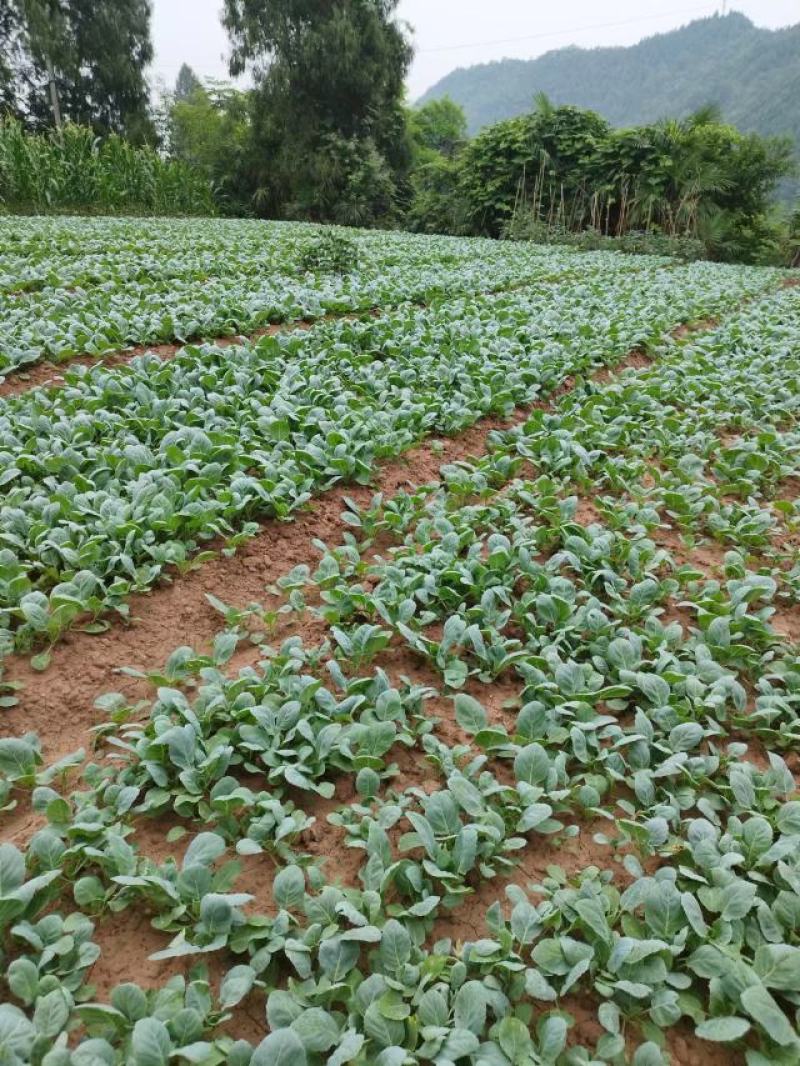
[1,218,799,1066]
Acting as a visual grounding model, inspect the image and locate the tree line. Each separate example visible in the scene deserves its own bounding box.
[1,0,797,264]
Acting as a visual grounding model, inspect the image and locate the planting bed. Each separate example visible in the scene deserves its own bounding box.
[0,218,799,1066]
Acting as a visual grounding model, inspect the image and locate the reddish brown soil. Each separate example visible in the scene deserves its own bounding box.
[771,604,800,643]
[573,497,604,525]
[671,316,720,340]
[667,1027,745,1066]
[591,349,653,386]
[88,908,267,1046]
[774,475,800,501]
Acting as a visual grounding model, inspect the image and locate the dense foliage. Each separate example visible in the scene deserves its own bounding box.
[0,221,799,1063]
[166,80,251,216]
[219,0,412,226]
[0,120,216,216]
[0,4,795,262]
[418,12,800,154]
[0,0,153,142]
[446,101,795,264]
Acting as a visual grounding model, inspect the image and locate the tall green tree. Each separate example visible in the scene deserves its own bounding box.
[174,63,202,103]
[169,80,252,214]
[409,97,467,160]
[222,0,412,223]
[4,0,154,141]
[0,5,29,117]
[405,97,469,235]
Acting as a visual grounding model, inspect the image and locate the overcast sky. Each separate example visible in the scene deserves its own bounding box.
[151,0,800,100]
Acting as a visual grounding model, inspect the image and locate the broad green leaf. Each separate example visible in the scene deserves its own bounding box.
[454,694,488,734]
[291,1007,340,1052]
[740,984,797,1047]
[220,965,256,1008]
[379,919,411,970]
[131,1017,171,1066]
[251,1029,307,1066]
[273,864,305,910]
[695,1016,751,1042]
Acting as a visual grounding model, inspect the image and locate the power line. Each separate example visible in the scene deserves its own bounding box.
[417,3,719,54]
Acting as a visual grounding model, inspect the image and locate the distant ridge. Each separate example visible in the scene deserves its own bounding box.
[418,12,800,156]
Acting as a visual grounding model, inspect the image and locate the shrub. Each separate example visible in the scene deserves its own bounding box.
[503,218,706,261]
[299,230,359,273]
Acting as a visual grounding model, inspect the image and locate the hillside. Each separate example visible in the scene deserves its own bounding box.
[418,12,800,152]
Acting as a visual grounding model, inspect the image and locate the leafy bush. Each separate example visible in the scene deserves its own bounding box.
[503,219,707,261]
[406,155,469,235]
[452,100,793,263]
[783,206,800,268]
[299,230,359,274]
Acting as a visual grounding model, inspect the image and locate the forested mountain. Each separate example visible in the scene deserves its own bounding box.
[418,12,800,149]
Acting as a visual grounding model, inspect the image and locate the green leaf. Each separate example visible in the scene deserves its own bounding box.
[251,1029,307,1066]
[219,965,256,1008]
[454,981,487,1035]
[0,1004,35,1056]
[524,968,556,1002]
[777,801,800,835]
[0,843,25,894]
[0,741,37,782]
[363,1001,405,1048]
[440,1029,480,1059]
[273,864,305,910]
[454,694,488,734]
[379,919,411,970]
[318,937,360,981]
[267,992,304,1031]
[514,743,549,785]
[182,832,226,869]
[132,1017,171,1066]
[111,983,148,1022]
[633,1043,667,1066]
[695,1016,751,1042]
[511,900,540,945]
[327,1030,365,1066]
[33,988,70,1039]
[291,1007,340,1052]
[498,1016,533,1060]
[538,1013,567,1061]
[668,721,703,751]
[7,958,38,1006]
[719,880,756,921]
[740,984,797,1047]
[30,650,52,672]
[753,945,800,992]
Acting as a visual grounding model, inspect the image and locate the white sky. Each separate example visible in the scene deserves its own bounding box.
[151,0,800,100]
